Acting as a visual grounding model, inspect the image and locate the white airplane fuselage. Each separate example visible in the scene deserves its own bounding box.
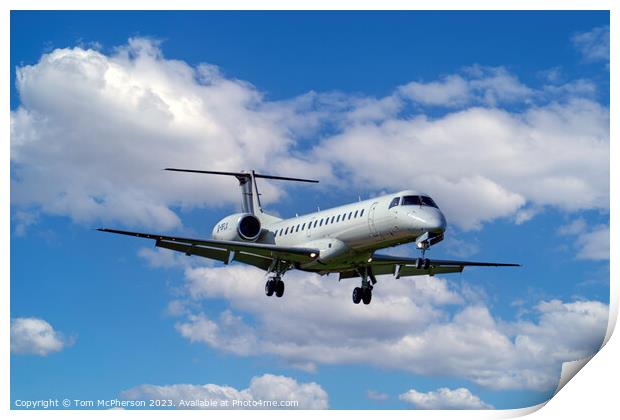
[98,169,518,305]
[212,190,447,273]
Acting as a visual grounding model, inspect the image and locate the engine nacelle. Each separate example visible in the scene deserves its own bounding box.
[212,213,262,242]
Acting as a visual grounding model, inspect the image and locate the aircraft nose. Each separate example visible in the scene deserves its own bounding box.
[405,208,447,233]
[426,210,447,233]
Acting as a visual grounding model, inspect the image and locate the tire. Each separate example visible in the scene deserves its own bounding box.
[275,280,285,298]
[265,280,275,296]
[362,288,372,305]
[352,287,362,304]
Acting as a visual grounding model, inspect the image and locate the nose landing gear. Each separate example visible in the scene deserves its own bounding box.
[415,232,435,270]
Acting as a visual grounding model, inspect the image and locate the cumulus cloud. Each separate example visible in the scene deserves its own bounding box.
[398,66,533,107]
[558,219,609,260]
[173,265,607,392]
[121,373,328,409]
[10,38,325,230]
[11,317,72,356]
[399,387,493,409]
[399,74,471,107]
[313,98,608,229]
[11,38,609,232]
[571,25,610,64]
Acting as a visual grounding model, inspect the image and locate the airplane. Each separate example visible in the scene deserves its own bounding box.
[98,169,519,305]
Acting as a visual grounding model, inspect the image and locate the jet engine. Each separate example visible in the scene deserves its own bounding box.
[212,213,262,242]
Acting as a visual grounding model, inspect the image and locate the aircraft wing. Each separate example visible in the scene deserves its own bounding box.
[371,254,521,268]
[97,228,320,270]
[339,254,519,280]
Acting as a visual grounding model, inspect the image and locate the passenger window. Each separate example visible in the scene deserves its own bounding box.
[301,223,305,230]
[389,197,400,209]
[331,216,335,223]
[314,220,318,228]
[296,225,300,232]
[336,215,340,222]
[348,212,353,220]
[354,210,359,218]
[360,209,365,217]
[319,219,323,226]
[285,227,289,235]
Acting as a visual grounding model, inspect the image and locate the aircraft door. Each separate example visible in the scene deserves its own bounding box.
[368,202,380,237]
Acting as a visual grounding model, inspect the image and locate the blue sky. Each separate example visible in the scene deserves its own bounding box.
[10,11,609,410]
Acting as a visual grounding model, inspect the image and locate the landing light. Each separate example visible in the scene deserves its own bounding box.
[368,257,373,263]
[310,252,317,258]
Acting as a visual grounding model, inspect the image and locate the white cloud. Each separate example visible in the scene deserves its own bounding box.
[11,39,609,232]
[577,226,609,260]
[11,317,72,356]
[173,265,607,391]
[12,210,39,236]
[514,206,540,225]
[399,387,493,409]
[571,25,610,64]
[121,373,328,409]
[10,38,318,230]
[312,98,608,229]
[558,219,609,261]
[138,246,194,269]
[399,75,471,107]
[399,66,533,108]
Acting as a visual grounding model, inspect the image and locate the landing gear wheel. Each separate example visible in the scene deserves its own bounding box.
[265,279,275,296]
[275,280,285,298]
[352,287,362,304]
[362,288,372,305]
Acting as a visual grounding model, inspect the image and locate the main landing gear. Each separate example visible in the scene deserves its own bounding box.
[352,266,377,305]
[265,276,285,298]
[352,286,372,305]
[265,259,289,298]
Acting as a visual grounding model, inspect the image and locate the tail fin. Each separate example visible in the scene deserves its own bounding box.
[164,168,318,221]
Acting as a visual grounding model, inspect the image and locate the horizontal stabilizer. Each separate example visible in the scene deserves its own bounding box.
[164,168,319,183]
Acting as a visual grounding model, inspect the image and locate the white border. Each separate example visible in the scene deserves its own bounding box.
[3,1,616,419]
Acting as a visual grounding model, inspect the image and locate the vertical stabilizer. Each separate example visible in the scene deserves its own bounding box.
[164,167,318,223]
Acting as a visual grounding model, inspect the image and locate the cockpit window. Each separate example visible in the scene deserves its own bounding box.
[401,195,439,208]
[420,196,438,208]
[388,197,400,209]
[401,195,422,206]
